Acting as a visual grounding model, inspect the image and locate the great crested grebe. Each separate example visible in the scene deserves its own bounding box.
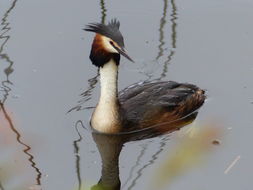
[85,19,205,134]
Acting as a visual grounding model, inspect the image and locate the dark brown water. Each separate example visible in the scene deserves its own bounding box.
[0,0,253,189]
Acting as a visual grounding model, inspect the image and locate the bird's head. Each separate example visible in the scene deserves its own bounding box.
[84,19,134,67]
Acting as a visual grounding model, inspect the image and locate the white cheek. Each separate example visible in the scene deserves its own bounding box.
[102,37,118,53]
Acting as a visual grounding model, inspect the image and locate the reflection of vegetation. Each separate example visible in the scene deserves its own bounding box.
[159,51,174,80]
[0,0,42,187]
[156,0,168,60]
[68,73,99,112]
[122,143,148,189]
[126,136,169,190]
[156,0,178,80]
[100,0,107,24]
[170,0,177,49]
[0,0,17,104]
[73,120,86,190]
[0,103,42,185]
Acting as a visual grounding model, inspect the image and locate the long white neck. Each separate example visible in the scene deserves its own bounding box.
[91,59,122,133]
[100,59,118,103]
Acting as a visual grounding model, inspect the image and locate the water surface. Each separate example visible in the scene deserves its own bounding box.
[0,0,253,189]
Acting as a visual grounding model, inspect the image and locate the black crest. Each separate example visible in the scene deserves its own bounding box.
[84,19,125,47]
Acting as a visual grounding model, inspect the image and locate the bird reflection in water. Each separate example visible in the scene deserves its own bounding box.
[91,111,198,190]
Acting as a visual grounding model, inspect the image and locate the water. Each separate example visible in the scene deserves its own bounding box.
[0,0,253,189]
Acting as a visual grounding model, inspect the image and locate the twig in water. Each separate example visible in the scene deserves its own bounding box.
[224,155,241,174]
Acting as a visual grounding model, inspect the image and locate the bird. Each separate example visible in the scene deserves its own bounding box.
[84,19,205,134]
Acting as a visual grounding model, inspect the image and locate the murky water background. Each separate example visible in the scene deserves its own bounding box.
[1,0,253,189]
